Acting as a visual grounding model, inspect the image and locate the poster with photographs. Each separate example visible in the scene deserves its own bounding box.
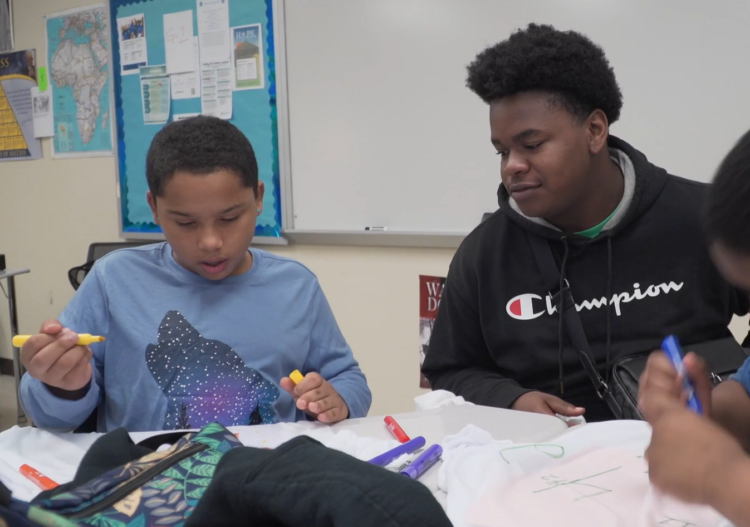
[117,13,147,75]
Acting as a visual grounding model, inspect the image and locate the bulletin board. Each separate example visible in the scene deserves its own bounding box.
[109,0,285,240]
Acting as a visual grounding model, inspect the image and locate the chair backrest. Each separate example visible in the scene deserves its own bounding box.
[68,241,151,290]
[87,241,149,262]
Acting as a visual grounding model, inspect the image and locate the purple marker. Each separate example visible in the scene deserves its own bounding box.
[400,444,442,480]
[368,436,426,467]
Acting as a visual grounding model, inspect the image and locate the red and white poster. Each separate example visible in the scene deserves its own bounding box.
[419,275,445,388]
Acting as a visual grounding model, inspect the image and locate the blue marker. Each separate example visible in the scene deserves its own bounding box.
[400,444,442,480]
[661,335,702,414]
[368,436,426,467]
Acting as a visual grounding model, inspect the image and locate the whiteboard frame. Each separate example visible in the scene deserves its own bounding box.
[274,0,295,234]
[283,230,465,249]
[116,0,291,246]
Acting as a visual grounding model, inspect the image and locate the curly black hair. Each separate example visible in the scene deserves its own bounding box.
[705,129,750,254]
[466,24,623,124]
[146,115,258,197]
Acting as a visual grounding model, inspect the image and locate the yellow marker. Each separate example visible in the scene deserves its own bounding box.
[12,334,105,347]
[289,370,304,384]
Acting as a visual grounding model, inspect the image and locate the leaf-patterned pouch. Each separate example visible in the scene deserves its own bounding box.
[35,422,242,527]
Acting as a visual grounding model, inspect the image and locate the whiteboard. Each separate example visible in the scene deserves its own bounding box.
[283,0,750,240]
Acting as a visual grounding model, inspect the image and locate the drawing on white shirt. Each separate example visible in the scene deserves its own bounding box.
[533,467,621,501]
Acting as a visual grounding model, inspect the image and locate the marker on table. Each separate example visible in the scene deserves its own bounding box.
[289,370,304,385]
[12,334,105,347]
[368,436,426,467]
[364,226,387,232]
[661,335,702,414]
[392,457,416,473]
[384,416,410,443]
[400,444,442,480]
[19,464,58,491]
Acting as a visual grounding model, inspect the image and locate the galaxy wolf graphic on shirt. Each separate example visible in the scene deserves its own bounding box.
[146,310,280,429]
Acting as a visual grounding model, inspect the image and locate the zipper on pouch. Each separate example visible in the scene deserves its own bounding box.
[65,442,207,519]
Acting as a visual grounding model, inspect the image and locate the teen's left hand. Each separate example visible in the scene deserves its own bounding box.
[646,407,748,504]
[280,372,349,423]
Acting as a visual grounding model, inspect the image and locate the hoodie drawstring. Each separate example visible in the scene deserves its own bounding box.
[605,237,613,385]
[557,237,570,394]
[556,236,614,396]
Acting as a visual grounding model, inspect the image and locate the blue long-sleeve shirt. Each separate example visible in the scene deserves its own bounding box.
[20,243,371,431]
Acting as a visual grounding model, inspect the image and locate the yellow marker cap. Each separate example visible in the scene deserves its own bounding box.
[289,370,304,384]
[12,334,105,347]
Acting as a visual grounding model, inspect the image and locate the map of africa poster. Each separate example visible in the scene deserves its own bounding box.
[46,3,113,157]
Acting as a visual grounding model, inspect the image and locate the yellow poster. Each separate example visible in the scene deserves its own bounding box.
[0,49,42,161]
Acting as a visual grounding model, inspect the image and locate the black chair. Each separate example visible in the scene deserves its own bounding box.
[69,241,150,432]
[68,241,150,290]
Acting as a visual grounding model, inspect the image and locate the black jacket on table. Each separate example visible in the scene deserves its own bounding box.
[421,135,750,421]
[35,429,452,527]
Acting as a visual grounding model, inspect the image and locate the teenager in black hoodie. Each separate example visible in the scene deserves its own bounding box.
[421,24,749,422]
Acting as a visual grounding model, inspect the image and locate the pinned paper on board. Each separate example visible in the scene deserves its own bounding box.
[201,61,231,119]
[163,10,195,75]
[140,65,170,125]
[117,13,147,75]
[197,0,230,68]
[231,24,263,90]
[173,112,199,122]
[171,37,200,100]
[466,448,725,527]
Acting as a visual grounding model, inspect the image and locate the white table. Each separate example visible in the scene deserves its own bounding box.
[334,405,569,505]
[338,404,568,444]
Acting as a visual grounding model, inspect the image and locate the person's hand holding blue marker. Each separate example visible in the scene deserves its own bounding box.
[661,335,702,414]
[638,337,713,423]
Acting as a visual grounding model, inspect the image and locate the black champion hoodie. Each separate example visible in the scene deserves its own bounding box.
[422,136,750,421]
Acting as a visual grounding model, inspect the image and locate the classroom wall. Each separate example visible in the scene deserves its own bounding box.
[0,0,747,419]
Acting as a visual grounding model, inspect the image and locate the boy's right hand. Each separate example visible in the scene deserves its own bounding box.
[638,350,712,423]
[20,319,93,392]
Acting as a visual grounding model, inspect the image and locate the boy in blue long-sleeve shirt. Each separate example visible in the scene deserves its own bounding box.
[20,116,371,432]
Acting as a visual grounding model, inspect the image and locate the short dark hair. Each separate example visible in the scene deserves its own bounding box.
[466,24,623,124]
[146,115,258,197]
[705,130,750,254]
